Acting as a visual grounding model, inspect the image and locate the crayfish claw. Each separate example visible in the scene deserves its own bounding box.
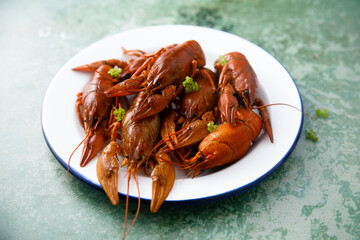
[132,85,178,121]
[150,152,175,213]
[254,98,273,143]
[96,141,121,205]
[72,59,127,72]
[166,111,215,151]
[80,121,107,167]
[219,84,238,126]
[105,75,145,97]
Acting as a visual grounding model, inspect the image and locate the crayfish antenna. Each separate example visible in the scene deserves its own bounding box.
[122,168,141,240]
[197,68,217,93]
[123,170,131,240]
[67,131,90,175]
[250,101,318,144]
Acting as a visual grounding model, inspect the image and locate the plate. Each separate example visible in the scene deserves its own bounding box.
[41,25,303,205]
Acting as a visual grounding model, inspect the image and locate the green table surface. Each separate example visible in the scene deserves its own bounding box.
[1,0,359,239]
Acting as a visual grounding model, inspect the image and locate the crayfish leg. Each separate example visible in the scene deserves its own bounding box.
[164,111,215,152]
[160,111,179,151]
[75,92,84,128]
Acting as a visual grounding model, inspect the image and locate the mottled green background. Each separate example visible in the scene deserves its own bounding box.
[0,0,359,239]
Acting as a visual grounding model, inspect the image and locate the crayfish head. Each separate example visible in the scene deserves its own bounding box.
[122,147,147,172]
[82,91,112,132]
[83,99,103,132]
[84,115,101,132]
[146,78,163,93]
[184,152,205,178]
[183,151,203,169]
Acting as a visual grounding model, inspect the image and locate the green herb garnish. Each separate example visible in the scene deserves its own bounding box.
[108,67,122,78]
[315,108,329,119]
[182,76,199,93]
[218,55,228,66]
[207,121,218,133]
[306,129,318,141]
[113,107,125,122]
[323,109,329,118]
[316,109,323,118]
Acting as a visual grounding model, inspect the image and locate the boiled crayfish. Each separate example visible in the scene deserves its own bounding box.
[69,41,274,239]
[105,40,206,121]
[160,67,218,152]
[214,52,273,142]
[183,107,263,177]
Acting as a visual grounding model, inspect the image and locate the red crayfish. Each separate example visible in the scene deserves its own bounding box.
[68,41,275,240]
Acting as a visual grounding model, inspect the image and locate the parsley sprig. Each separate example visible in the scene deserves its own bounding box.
[113,107,125,122]
[108,67,122,78]
[305,108,330,142]
[305,129,318,141]
[207,121,218,133]
[315,108,329,119]
[218,55,228,66]
[182,76,199,93]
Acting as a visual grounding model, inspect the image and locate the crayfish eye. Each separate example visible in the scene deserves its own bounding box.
[125,154,129,159]
[244,90,250,100]
[137,156,142,161]
[93,116,98,123]
[154,81,161,87]
[197,155,203,161]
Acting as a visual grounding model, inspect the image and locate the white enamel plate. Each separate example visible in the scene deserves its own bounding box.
[42,25,303,205]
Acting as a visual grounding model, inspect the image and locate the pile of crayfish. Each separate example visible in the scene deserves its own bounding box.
[69,40,273,238]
